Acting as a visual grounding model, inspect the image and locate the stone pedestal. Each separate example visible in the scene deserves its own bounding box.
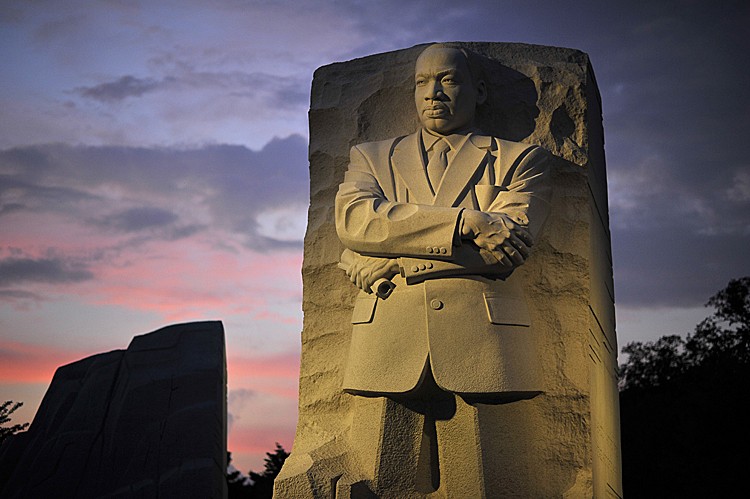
[276,42,621,498]
[0,321,227,499]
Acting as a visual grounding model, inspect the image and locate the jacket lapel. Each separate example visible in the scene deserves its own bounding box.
[391,132,434,204]
[433,134,489,207]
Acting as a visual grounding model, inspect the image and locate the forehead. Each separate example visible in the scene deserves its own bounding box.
[415,47,469,76]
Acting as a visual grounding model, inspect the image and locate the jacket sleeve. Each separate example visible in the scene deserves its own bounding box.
[398,144,552,282]
[485,144,552,243]
[335,144,463,259]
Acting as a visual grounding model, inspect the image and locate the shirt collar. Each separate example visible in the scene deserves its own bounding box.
[421,128,472,152]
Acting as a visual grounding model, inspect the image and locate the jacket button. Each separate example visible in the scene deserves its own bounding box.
[427,262,433,269]
[430,299,443,310]
[440,247,447,254]
[412,265,419,272]
[419,264,426,270]
[427,247,434,253]
[433,246,440,253]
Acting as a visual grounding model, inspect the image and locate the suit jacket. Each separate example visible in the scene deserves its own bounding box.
[335,130,552,395]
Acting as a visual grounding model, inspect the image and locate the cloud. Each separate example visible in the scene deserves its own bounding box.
[94,206,178,231]
[0,289,43,301]
[0,340,88,383]
[0,135,309,249]
[0,255,93,286]
[612,227,749,308]
[74,70,309,110]
[227,388,257,430]
[229,387,256,406]
[76,75,161,102]
[0,136,308,319]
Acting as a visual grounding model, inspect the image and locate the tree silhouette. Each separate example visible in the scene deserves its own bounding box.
[619,277,749,497]
[226,443,289,499]
[0,401,29,446]
[247,443,289,498]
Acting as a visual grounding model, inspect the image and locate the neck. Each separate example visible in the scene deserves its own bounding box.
[423,125,477,137]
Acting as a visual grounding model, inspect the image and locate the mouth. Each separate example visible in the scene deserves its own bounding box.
[424,105,449,118]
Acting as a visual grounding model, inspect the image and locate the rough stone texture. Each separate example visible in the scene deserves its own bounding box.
[0,321,227,499]
[276,42,622,498]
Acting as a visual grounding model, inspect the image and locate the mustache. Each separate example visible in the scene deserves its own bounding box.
[424,102,448,110]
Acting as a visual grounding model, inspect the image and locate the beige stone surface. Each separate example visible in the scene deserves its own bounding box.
[276,42,621,498]
[0,321,227,499]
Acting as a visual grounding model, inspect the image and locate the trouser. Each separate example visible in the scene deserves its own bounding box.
[347,361,543,498]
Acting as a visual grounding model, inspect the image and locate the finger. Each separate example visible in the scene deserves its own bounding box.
[507,233,531,259]
[492,249,513,268]
[361,268,374,289]
[502,243,525,266]
[478,248,500,265]
[373,261,390,282]
[350,266,359,283]
[513,227,533,247]
[480,232,505,253]
[365,277,378,291]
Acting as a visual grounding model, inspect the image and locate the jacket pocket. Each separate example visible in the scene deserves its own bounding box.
[483,292,531,327]
[351,294,378,324]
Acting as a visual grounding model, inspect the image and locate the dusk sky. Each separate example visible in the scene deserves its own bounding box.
[1,0,748,473]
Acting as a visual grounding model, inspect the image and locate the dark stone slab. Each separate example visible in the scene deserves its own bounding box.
[0,321,227,499]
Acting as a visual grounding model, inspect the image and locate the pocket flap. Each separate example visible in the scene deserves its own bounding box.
[483,292,531,327]
[351,294,378,324]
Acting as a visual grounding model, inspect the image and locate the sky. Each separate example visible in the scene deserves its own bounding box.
[1,0,748,473]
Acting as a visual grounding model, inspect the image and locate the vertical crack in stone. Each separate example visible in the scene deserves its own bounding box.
[330,474,342,499]
[73,351,126,498]
[415,410,440,493]
[155,374,176,499]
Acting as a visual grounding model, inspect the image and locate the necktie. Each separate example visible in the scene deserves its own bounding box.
[427,139,450,194]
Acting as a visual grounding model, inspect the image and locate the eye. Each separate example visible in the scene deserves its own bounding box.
[415,78,426,86]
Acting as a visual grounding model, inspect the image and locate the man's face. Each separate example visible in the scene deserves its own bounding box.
[414,47,485,135]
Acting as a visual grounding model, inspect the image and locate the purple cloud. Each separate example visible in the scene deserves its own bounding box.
[0,256,93,286]
[76,76,160,102]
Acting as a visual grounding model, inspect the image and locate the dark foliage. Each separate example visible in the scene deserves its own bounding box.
[227,452,250,499]
[0,401,29,446]
[619,277,749,497]
[227,443,289,499]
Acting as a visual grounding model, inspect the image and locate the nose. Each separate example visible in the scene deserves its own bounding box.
[425,80,444,100]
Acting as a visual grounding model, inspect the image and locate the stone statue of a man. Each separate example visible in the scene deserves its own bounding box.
[337,44,551,396]
[333,43,553,494]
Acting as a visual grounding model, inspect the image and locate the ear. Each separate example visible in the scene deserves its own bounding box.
[475,80,487,105]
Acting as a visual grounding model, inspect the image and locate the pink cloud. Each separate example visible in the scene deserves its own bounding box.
[228,351,300,386]
[83,240,303,321]
[0,341,90,384]
[2,220,303,327]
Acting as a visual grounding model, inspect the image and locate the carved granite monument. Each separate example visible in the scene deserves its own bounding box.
[276,42,622,498]
[0,321,227,499]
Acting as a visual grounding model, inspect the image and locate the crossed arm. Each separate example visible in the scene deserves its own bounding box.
[338,211,532,293]
[335,144,550,294]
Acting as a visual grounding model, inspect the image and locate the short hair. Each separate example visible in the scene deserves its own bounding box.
[420,43,485,87]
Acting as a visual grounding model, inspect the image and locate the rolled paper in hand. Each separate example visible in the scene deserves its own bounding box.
[337,259,396,299]
[372,278,395,299]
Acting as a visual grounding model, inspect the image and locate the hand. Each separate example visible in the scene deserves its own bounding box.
[460,210,533,268]
[344,254,399,293]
